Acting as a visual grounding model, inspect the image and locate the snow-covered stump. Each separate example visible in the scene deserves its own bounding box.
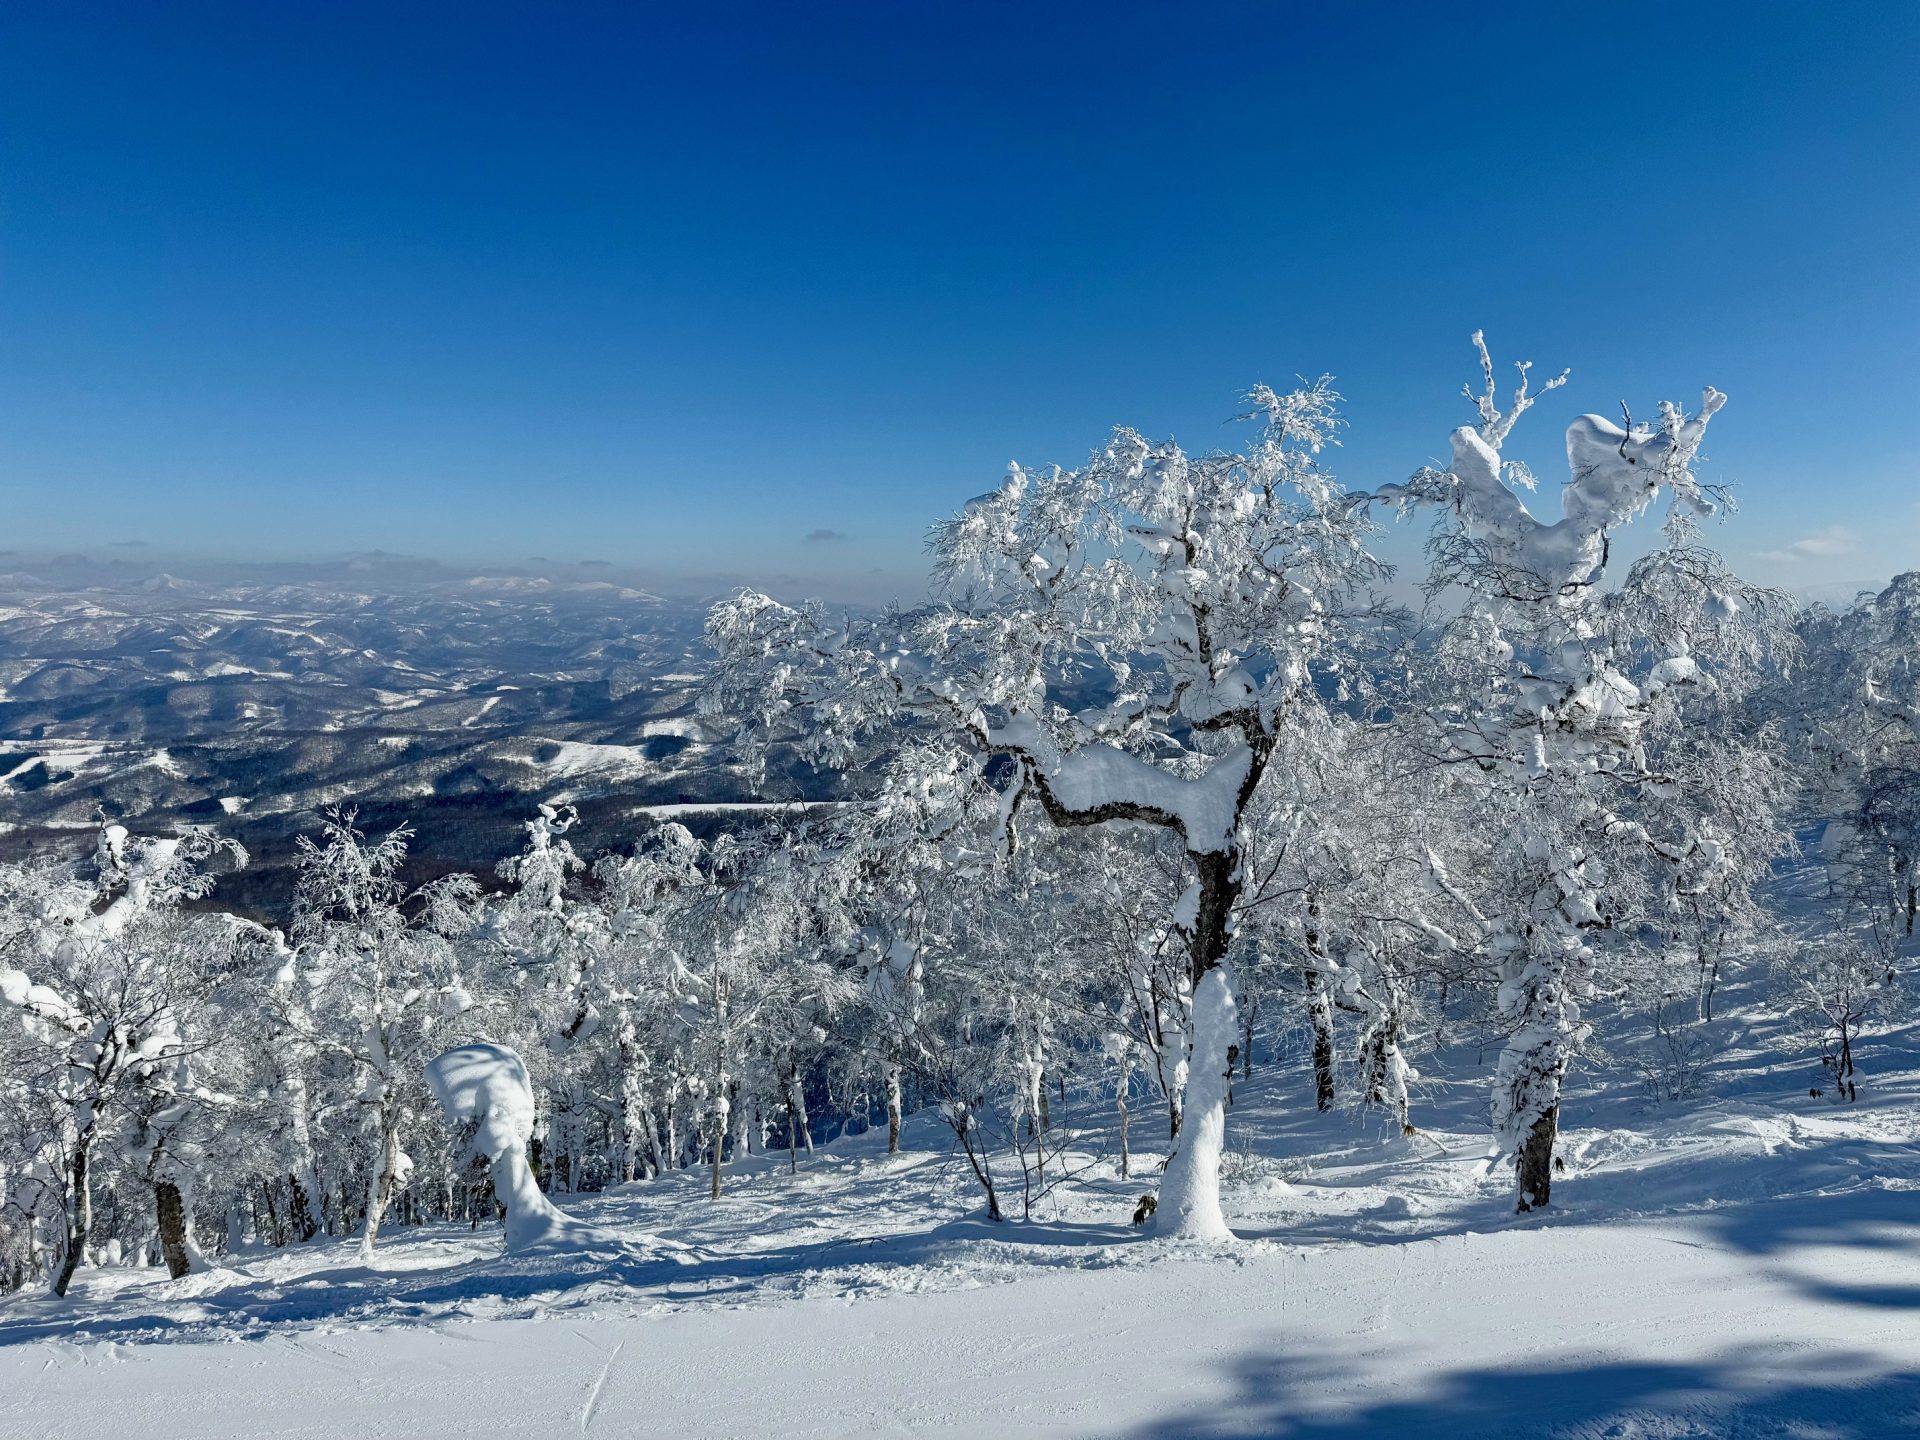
[425,1043,609,1253]
[1151,965,1239,1241]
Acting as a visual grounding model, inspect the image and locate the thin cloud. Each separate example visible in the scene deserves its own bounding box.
[1755,525,1859,564]
[803,528,849,544]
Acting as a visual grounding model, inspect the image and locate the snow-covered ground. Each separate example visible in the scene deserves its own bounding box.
[5,993,1919,1438]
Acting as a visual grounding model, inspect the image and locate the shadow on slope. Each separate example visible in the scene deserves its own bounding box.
[1130,1342,1920,1439]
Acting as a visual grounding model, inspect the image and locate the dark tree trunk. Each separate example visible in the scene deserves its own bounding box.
[1190,849,1236,978]
[286,1172,319,1243]
[1310,1014,1335,1111]
[52,1136,94,1297]
[1305,899,1336,1111]
[1515,1105,1559,1212]
[155,1181,192,1279]
[950,1106,1003,1221]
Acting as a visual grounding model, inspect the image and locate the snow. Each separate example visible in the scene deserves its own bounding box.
[983,714,1255,853]
[140,748,184,778]
[10,1216,1916,1438]
[628,800,848,820]
[536,740,653,782]
[423,1044,609,1254]
[1151,963,1238,1240]
[1376,334,1723,602]
[9,974,1920,1438]
[0,741,107,784]
[423,1044,539,1175]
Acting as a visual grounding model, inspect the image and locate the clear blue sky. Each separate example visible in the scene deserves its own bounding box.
[2,2,1914,601]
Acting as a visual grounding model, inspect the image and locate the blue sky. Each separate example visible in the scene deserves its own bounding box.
[2,2,1914,601]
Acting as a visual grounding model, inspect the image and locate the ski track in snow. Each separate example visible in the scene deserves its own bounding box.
[577,1336,622,1434]
[4,974,1920,1438]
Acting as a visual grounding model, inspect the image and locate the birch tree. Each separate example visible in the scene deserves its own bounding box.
[1377,332,1765,1209]
[704,379,1381,1237]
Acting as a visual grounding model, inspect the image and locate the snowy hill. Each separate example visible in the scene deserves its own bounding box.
[6,979,1917,1439]
[0,576,845,910]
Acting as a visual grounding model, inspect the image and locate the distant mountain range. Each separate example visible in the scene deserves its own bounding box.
[0,575,842,917]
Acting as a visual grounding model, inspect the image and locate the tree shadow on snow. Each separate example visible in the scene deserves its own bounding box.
[1128,1342,1920,1439]
[1228,1130,1920,1267]
[0,1209,1141,1349]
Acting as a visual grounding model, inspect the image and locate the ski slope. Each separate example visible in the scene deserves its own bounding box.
[4,992,1918,1438]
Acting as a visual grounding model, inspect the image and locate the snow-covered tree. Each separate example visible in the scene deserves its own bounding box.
[1376,332,1779,1209]
[0,823,245,1293]
[704,379,1383,1237]
[1797,574,1920,934]
[283,811,478,1258]
[1774,924,1900,1103]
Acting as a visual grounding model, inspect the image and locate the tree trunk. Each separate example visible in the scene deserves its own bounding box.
[1152,848,1241,1240]
[1309,991,1336,1110]
[1305,904,1336,1112]
[1032,1089,1046,1198]
[884,1062,902,1154]
[155,1181,192,1279]
[284,1067,322,1242]
[358,1110,403,1259]
[951,1108,1003,1222]
[259,1178,283,1249]
[1494,891,1578,1213]
[1364,1013,1413,1136]
[1692,902,1720,1024]
[728,1082,749,1162]
[1515,1105,1559,1212]
[51,1132,95,1297]
[286,1171,319,1244]
[617,1019,645,1184]
[779,1067,810,1167]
